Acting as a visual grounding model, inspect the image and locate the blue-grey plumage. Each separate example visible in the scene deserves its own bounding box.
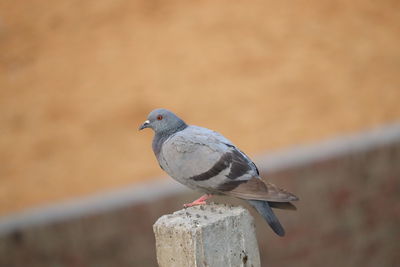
[247,200,285,236]
[139,108,298,236]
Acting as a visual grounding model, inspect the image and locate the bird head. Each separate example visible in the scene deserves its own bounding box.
[139,108,187,134]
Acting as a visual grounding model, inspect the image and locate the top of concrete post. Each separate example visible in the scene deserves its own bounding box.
[153,203,261,267]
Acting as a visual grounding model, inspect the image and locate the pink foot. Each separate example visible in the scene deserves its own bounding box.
[183,194,213,208]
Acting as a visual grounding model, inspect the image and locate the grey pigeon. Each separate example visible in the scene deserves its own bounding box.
[139,108,298,236]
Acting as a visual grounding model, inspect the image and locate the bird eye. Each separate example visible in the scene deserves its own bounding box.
[157,115,163,120]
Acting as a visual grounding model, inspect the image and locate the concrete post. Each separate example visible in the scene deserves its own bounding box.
[153,203,261,267]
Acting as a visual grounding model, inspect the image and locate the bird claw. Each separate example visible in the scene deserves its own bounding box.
[183,201,207,208]
[183,194,213,208]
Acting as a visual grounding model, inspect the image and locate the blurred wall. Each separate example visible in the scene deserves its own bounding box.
[1,0,400,217]
[0,124,399,267]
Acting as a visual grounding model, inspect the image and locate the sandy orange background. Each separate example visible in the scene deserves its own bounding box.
[1,0,399,215]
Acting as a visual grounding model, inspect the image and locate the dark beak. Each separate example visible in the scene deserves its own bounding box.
[138,120,150,130]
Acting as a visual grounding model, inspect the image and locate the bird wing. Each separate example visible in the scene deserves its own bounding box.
[159,126,258,192]
[223,177,299,202]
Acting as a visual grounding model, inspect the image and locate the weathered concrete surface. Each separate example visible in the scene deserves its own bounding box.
[153,204,260,267]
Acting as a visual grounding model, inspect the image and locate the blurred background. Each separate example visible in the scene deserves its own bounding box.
[0,0,399,266]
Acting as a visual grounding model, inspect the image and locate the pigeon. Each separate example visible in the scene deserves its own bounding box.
[139,108,298,236]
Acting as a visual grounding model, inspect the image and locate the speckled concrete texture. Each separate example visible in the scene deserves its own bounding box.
[154,204,260,267]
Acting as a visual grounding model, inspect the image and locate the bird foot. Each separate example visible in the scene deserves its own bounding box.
[183,201,206,207]
[183,194,213,208]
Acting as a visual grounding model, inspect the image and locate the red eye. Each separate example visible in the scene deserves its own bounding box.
[157,115,163,120]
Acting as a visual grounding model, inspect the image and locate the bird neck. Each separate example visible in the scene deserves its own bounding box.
[159,120,188,137]
[152,122,188,156]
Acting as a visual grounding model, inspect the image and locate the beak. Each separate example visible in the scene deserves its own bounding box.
[138,120,150,130]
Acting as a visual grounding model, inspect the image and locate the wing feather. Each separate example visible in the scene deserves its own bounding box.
[223,178,299,202]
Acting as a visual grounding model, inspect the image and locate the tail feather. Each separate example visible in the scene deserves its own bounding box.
[248,200,285,236]
[269,201,297,210]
